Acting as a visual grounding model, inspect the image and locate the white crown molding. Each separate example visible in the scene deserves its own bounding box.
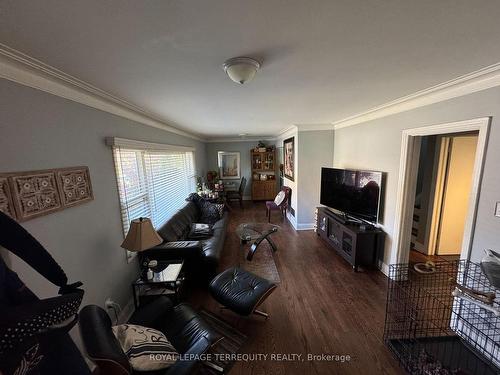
[332,62,500,130]
[207,127,297,143]
[296,124,334,132]
[276,125,298,140]
[205,136,276,143]
[0,43,203,141]
[5,44,498,142]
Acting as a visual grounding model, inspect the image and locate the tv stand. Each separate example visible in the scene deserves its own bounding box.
[325,209,364,225]
[315,207,385,271]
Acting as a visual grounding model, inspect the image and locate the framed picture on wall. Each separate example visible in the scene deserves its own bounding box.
[218,151,241,179]
[283,137,295,181]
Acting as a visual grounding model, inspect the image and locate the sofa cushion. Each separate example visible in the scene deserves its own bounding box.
[156,222,179,242]
[211,212,228,231]
[178,201,199,224]
[170,211,191,238]
[200,226,225,265]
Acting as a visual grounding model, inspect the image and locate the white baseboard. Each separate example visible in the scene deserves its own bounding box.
[296,223,316,231]
[378,261,390,276]
[287,212,298,230]
[412,241,426,253]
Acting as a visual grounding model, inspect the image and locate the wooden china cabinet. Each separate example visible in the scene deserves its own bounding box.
[251,149,277,201]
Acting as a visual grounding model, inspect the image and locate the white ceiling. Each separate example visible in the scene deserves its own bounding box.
[1,1,500,139]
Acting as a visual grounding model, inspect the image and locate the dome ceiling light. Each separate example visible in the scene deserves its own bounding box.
[222,57,261,84]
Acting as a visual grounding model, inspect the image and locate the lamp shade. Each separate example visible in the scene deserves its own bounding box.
[121,217,162,252]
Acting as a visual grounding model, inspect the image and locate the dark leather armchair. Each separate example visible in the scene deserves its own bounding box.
[226,177,247,208]
[79,297,221,375]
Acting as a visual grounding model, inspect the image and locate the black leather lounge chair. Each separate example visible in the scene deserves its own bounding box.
[79,296,221,375]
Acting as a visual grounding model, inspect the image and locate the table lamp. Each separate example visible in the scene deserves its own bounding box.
[121,217,162,279]
[121,217,162,252]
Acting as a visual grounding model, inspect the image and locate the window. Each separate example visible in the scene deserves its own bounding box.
[108,138,195,236]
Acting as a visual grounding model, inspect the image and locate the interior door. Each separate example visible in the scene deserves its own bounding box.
[435,134,478,255]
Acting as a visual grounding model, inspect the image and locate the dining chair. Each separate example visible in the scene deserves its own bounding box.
[226,177,247,208]
[266,186,291,222]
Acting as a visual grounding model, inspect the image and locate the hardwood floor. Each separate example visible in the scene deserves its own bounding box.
[409,249,460,264]
[188,202,403,375]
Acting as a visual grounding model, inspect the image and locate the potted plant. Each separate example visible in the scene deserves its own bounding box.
[207,170,218,183]
[258,140,267,152]
[194,175,203,192]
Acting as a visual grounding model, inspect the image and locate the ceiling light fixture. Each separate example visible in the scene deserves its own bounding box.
[222,57,261,84]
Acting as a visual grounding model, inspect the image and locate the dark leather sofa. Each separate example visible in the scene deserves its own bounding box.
[141,201,228,281]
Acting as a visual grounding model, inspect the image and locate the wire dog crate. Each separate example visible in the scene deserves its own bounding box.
[384,260,500,374]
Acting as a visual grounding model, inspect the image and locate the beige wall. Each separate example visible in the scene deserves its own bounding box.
[436,134,478,255]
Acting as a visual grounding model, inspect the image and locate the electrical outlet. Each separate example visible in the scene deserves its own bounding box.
[105,298,116,309]
[105,298,121,323]
[495,202,500,218]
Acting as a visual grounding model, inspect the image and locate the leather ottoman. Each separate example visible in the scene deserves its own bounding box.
[209,267,276,317]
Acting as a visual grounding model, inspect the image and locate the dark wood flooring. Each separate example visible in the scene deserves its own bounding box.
[409,249,460,264]
[188,202,403,375]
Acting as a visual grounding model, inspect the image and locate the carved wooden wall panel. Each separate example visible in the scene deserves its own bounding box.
[0,177,16,219]
[0,166,93,222]
[10,171,62,221]
[57,167,93,207]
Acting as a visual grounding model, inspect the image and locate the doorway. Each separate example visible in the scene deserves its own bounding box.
[391,117,490,267]
[410,132,479,262]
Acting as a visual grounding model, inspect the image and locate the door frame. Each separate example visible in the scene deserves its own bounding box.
[427,136,452,256]
[390,117,490,266]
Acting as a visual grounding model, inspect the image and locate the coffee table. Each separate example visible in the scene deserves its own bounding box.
[236,223,279,261]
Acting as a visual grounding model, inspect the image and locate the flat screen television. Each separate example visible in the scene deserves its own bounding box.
[320,168,383,224]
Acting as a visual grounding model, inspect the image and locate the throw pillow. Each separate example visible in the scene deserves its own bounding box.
[112,324,179,371]
[214,203,225,218]
[199,200,223,225]
[274,191,286,206]
[186,192,202,204]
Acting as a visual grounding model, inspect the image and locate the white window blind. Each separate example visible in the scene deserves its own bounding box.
[111,142,195,235]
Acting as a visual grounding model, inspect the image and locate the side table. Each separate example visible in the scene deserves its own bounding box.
[132,260,185,308]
